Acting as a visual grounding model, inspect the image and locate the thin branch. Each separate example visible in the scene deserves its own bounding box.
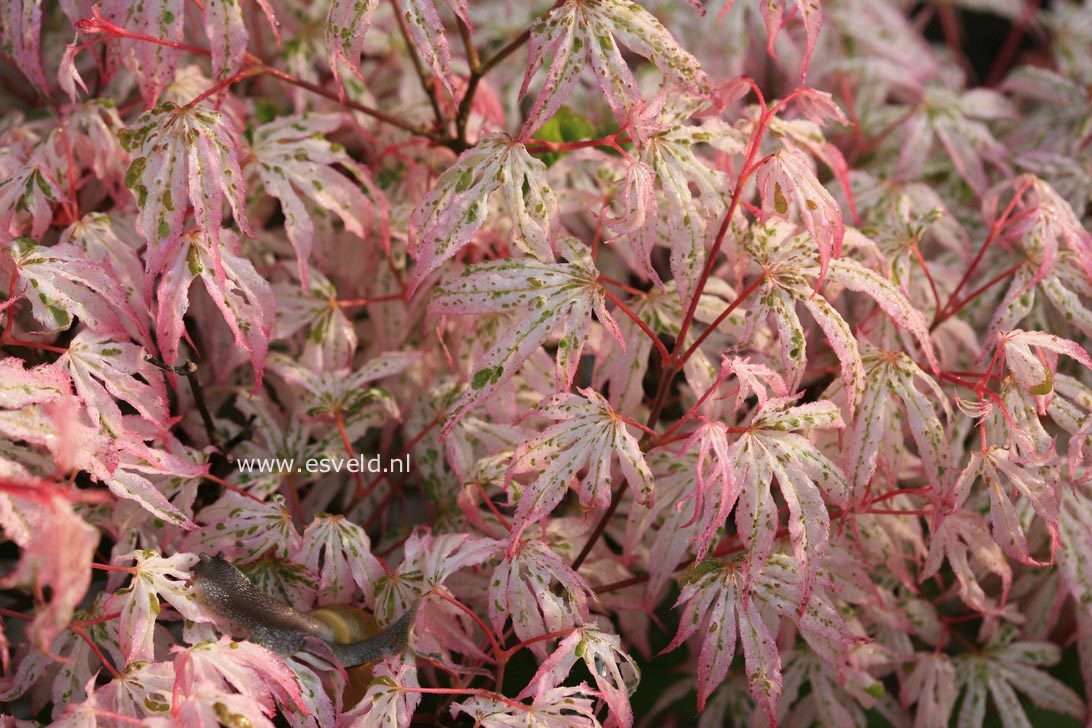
[571,480,626,570]
[262,67,441,141]
[145,356,222,454]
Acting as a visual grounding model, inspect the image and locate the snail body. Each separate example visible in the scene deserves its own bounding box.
[192,553,416,669]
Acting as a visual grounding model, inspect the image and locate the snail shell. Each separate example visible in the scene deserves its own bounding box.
[308,605,381,706]
[309,605,379,644]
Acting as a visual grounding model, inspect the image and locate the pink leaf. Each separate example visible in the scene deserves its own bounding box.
[175,637,308,717]
[402,0,457,95]
[104,551,202,662]
[155,229,274,385]
[60,329,169,434]
[759,0,824,82]
[0,486,99,653]
[4,239,151,345]
[295,514,385,604]
[188,492,301,561]
[120,102,253,283]
[0,147,66,243]
[453,684,602,727]
[506,388,654,533]
[251,114,389,289]
[756,148,844,287]
[203,0,249,82]
[430,239,618,436]
[409,133,557,293]
[324,0,379,99]
[489,537,590,658]
[102,0,185,108]
[518,626,638,728]
[518,0,710,137]
[1,0,48,94]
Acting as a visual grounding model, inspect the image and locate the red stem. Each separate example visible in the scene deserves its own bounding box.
[72,625,121,679]
[933,179,1030,328]
[678,272,767,364]
[202,472,264,503]
[433,590,502,659]
[600,284,670,366]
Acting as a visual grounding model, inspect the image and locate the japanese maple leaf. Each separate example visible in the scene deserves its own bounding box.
[430,238,622,437]
[155,228,274,384]
[741,220,864,409]
[624,93,738,305]
[173,637,308,718]
[666,551,860,721]
[779,649,884,727]
[844,346,951,504]
[743,220,939,391]
[0,358,71,409]
[99,0,185,108]
[104,550,204,662]
[339,662,421,728]
[399,0,470,96]
[152,683,278,728]
[272,270,358,371]
[902,654,959,728]
[623,449,703,608]
[518,0,711,136]
[921,510,1010,613]
[119,102,253,282]
[506,388,654,533]
[379,532,500,598]
[764,0,823,80]
[370,533,499,667]
[984,175,1092,290]
[755,148,845,288]
[951,446,1059,565]
[104,439,205,530]
[324,0,379,97]
[201,0,278,82]
[0,1,48,94]
[250,113,388,288]
[997,329,1092,403]
[898,86,1014,198]
[60,329,169,436]
[266,351,410,439]
[453,684,604,727]
[677,421,742,559]
[0,487,99,653]
[950,631,1084,727]
[294,514,385,604]
[519,626,639,728]
[0,360,117,482]
[488,536,591,658]
[0,141,65,242]
[1060,480,1092,609]
[95,660,176,721]
[727,398,849,596]
[409,132,557,293]
[3,238,151,346]
[188,493,301,561]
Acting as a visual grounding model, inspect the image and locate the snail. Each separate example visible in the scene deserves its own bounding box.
[191,553,417,669]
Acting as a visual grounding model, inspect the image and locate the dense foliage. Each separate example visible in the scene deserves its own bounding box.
[1,0,1092,725]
